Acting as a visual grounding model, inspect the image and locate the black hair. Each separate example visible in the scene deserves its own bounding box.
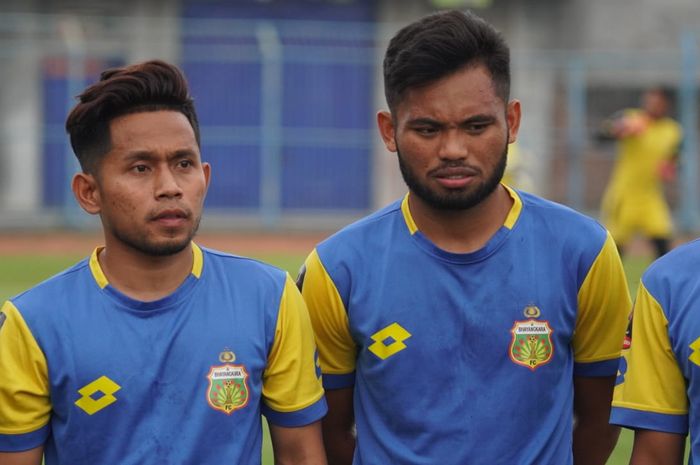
[65,59,199,173]
[383,10,511,111]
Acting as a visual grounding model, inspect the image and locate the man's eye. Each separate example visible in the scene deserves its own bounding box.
[415,127,437,135]
[466,123,490,132]
[178,160,193,168]
[133,165,148,173]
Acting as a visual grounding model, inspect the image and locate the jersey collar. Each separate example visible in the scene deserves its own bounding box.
[400,183,523,235]
[89,242,204,290]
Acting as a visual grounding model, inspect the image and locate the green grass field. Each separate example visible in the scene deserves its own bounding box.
[0,250,685,464]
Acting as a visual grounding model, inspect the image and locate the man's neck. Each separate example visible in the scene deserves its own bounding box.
[97,243,194,302]
[408,185,513,254]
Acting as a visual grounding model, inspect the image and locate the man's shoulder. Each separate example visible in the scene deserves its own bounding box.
[639,239,700,324]
[10,256,91,306]
[309,199,405,279]
[516,191,610,262]
[518,190,605,233]
[6,256,92,326]
[317,199,404,249]
[199,246,288,285]
[643,238,700,291]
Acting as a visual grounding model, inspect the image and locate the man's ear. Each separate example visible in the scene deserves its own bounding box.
[506,99,522,144]
[72,172,101,215]
[377,110,398,153]
[202,161,211,194]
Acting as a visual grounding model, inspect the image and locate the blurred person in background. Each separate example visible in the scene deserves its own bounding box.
[502,141,535,192]
[0,60,327,465]
[297,9,631,465]
[599,87,683,259]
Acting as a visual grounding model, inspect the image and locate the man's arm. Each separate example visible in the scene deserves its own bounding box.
[322,387,355,465]
[0,446,44,465]
[572,375,620,465]
[628,429,685,465]
[268,421,327,465]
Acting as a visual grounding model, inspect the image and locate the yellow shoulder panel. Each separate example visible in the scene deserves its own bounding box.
[613,283,688,414]
[262,275,324,413]
[574,232,632,363]
[0,301,51,434]
[301,249,357,375]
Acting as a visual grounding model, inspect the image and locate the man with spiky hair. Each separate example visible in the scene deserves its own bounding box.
[298,10,631,465]
[0,60,327,465]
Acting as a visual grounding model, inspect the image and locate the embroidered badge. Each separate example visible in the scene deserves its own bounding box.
[206,350,249,414]
[509,307,554,370]
[219,348,236,363]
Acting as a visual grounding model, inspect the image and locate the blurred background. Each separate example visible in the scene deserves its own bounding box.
[1,0,700,235]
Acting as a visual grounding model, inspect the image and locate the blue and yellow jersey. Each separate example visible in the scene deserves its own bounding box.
[611,239,700,460]
[0,243,326,464]
[300,186,631,465]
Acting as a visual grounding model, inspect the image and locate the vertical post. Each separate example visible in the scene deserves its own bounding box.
[256,22,283,229]
[566,57,586,211]
[59,16,86,228]
[678,30,699,232]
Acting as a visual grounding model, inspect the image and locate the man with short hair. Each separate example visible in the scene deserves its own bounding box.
[298,10,631,465]
[0,60,327,465]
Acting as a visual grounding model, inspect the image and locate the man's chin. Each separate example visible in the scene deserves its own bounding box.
[133,235,193,257]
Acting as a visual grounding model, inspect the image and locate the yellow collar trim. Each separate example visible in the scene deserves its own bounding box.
[89,242,203,289]
[400,184,523,235]
[502,184,522,230]
[400,193,418,234]
[89,247,109,289]
[191,243,203,278]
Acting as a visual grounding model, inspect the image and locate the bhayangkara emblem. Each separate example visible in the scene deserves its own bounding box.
[206,364,249,414]
[509,319,554,370]
[219,348,236,363]
[523,305,541,319]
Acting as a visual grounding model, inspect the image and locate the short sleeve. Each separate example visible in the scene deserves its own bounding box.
[0,301,51,451]
[261,275,327,427]
[573,232,632,376]
[299,249,356,389]
[610,282,688,434]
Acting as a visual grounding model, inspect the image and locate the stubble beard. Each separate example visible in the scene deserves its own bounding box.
[397,141,509,211]
[111,213,202,257]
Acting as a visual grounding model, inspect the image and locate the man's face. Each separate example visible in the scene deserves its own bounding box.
[89,110,210,256]
[642,90,669,120]
[378,64,520,211]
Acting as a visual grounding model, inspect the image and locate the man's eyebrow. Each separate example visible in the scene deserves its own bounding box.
[406,117,443,126]
[121,149,197,162]
[169,149,198,160]
[461,114,495,124]
[406,114,496,126]
[122,151,156,163]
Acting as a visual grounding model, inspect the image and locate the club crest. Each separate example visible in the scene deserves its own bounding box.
[509,319,554,371]
[206,363,249,415]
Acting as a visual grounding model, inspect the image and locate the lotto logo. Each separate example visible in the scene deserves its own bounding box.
[75,376,121,415]
[368,322,412,360]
